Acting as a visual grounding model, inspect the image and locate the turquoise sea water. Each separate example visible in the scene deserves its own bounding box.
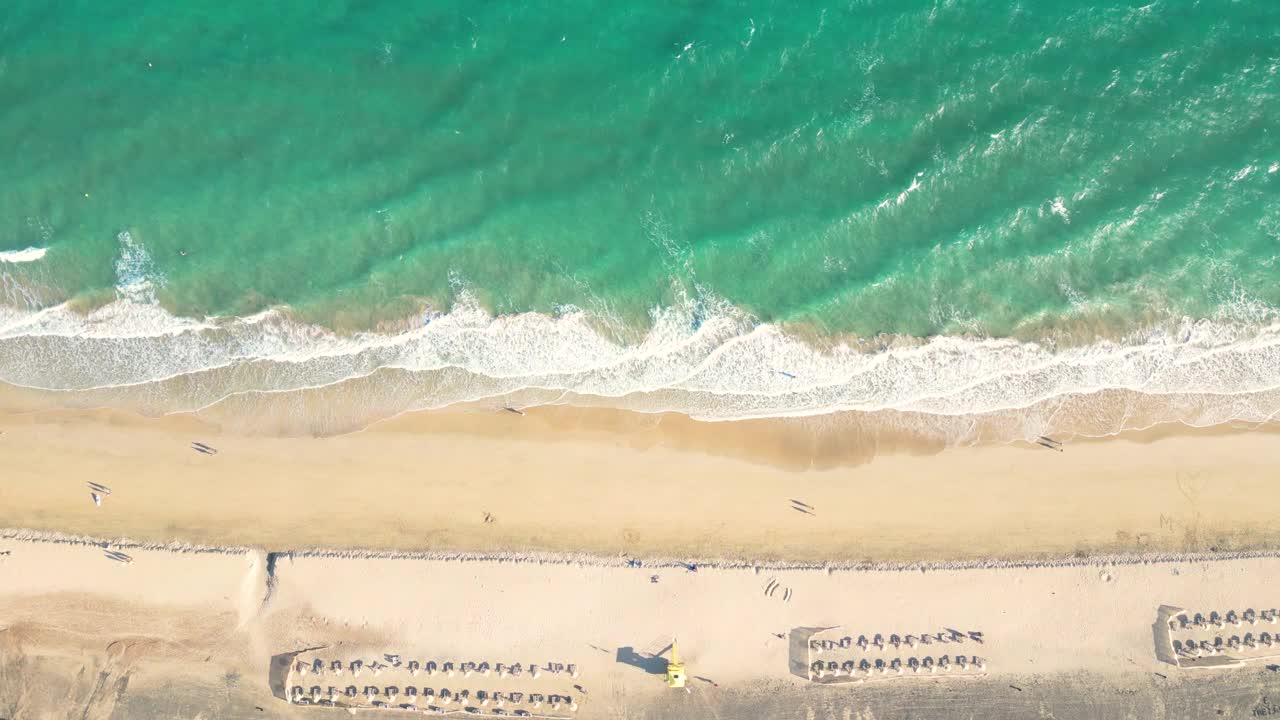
[2,1,1279,437]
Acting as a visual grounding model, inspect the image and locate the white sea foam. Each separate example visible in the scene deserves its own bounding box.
[2,290,1280,441]
[1049,197,1070,223]
[0,247,47,263]
[114,230,161,303]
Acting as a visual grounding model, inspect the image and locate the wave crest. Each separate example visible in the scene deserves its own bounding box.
[0,247,47,263]
[1,294,1279,440]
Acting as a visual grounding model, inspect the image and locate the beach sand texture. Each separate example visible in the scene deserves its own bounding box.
[2,395,1279,562]
[3,535,1280,719]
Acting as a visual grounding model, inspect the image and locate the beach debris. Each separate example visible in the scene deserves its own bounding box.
[191,441,219,455]
[650,575,660,583]
[88,481,111,496]
[502,406,525,416]
[776,370,797,379]
[482,512,495,524]
[91,492,102,507]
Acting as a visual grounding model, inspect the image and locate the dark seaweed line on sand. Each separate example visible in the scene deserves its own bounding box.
[4,527,1280,574]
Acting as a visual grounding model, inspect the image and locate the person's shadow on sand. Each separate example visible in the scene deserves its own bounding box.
[615,647,668,675]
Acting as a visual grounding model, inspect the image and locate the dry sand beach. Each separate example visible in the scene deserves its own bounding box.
[1,534,1280,719]
[2,390,1280,563]
[3,391,1280,719]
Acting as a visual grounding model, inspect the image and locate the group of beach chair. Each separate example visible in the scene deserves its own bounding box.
[810,629,982,654]
[290,656,580,713]
[296,657,578,680]
[1170,608,1278,632]
[290,683,577,713]
[809,654,985,679]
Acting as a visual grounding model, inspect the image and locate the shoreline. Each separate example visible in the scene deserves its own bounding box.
[3,397,1279,564]
[5,294,1280,439]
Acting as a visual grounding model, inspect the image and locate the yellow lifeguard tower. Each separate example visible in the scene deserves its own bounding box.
[665,639,687,688]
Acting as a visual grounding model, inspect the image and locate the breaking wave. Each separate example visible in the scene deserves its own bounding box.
[0,247,47,263]
[1,290,1279,440]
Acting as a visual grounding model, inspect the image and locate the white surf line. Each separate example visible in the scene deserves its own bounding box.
[0,247,47,263]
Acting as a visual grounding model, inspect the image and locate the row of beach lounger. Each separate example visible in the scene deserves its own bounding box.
[811,630,982,654]
[290,685,577,712]
[1173,632,1278,656]
[296,658,578,679]
[810,654,985,678]
[1169,608,1278,631]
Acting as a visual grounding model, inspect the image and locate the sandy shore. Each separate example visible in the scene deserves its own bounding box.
[2,534,1279,719]
[1,387,1279,562]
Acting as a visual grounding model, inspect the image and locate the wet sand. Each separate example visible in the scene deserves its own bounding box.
[1,394,1279,562]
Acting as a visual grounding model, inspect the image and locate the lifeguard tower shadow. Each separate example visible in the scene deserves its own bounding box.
[268,652,300,701]
[788,626,837,679]
[616,646,670,675]
[268,647,329,701]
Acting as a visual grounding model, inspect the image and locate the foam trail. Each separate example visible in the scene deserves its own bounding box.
[0,247,47,263]
[1,293,1280,442]
[114,231,160,303]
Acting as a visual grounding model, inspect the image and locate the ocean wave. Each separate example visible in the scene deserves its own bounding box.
[1,292,1279,441]
[0,247,48,263]
[114,230,161,303]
